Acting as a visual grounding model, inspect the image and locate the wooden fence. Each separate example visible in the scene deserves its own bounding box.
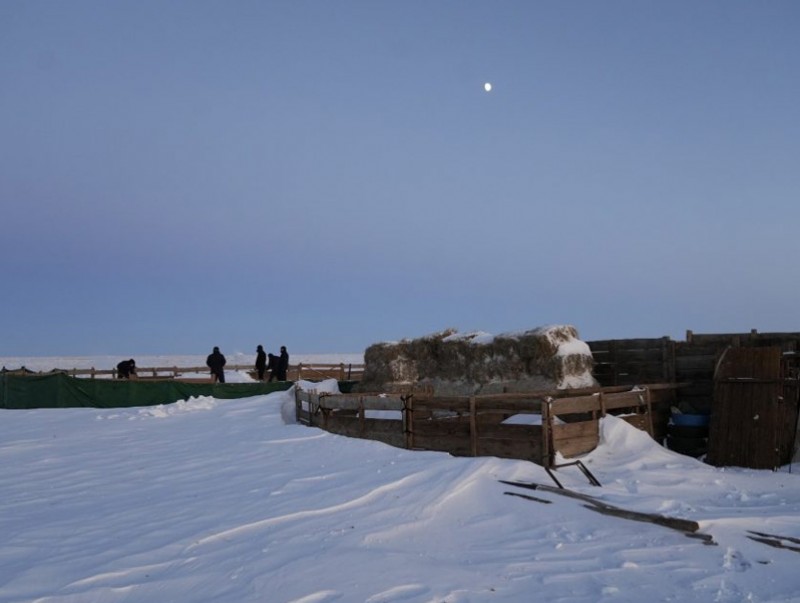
[2,363,365,383]
[588,329,800,414]
[295,384,680,468]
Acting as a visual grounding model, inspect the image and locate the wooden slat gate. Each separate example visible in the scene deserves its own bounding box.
[707,347,800,469]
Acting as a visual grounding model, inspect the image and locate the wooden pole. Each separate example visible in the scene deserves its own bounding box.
[469,396,478,456]
[645,388,655,437]
[541,400,551,468]
[359,396,365,437]
[405,396,414,449]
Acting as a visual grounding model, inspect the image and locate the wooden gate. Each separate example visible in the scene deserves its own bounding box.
[707,347,800,469]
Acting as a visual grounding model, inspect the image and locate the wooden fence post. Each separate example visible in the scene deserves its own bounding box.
[469,396,478,457]
[404,396,414,450]
[358,396,365,437]
[541,399,551,468]
[645,388,654,437]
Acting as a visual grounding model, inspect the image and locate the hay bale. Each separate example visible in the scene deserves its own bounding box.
[359,325,596,395]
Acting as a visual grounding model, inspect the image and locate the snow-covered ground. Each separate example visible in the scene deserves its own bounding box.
[1,371,799,601]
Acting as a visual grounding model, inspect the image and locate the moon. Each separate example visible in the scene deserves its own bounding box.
[484,82,492,92]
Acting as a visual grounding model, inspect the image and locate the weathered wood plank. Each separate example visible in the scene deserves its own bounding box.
[318,394,404,411]
[478,423,543,440]
[412,434,471,456]
[549,395,600,416]
[602,390,647,411]
[479,438,541,460]
[412,420,471,438]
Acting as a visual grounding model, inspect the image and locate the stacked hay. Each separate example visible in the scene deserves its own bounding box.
[359,325,596,395]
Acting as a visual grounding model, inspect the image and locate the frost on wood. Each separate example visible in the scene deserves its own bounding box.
[359,325,597,395]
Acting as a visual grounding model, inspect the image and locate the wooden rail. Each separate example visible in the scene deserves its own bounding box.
[295,383,681,467]
[3,363,365,382]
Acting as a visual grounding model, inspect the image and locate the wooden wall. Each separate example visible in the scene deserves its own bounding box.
[588,330,800,415]
[707,347,800,469]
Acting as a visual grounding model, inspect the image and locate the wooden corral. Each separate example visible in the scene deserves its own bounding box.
[707,347,800,469]
[295,384,680,467]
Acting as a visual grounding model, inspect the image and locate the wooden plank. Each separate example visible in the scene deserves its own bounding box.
[405,396,414,449]
[478,438,541,461]
[541,400,551,468]
[716,347,782,380]
[550,395,600,416]
[552,420,599,457]
[555,435,599,458]
[621,415,649,432]
[473,411,516,425]
[473,399,545,413]
[552,421,598,442]
[411,434,471,456]
[318,394,404,411]
[360,395,405,411]
[362,418,404,436]
[469,397,478,457]
[412,398,471,413]
[602,390,647,411]
[411,420,471,438]
[323,417,361,437]
[478,424,544,440]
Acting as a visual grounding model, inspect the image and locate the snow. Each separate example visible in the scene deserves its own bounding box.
[2,359,800,602]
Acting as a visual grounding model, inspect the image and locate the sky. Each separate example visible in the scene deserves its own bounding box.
[2,1,799,356]
[1,379,799,602]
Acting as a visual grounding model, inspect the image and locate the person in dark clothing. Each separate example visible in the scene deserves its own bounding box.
[267,353,279,382]
[277,346,289,381]
[116,359,136,379]
[255,345,267,381]
[206,346,227,383]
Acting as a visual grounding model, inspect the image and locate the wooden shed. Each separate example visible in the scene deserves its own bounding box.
[707,347,800,469]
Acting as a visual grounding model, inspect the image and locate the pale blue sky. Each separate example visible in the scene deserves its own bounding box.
[1,1,799,355]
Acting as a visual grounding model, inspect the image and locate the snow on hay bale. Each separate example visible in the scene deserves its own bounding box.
[359,325,597,395]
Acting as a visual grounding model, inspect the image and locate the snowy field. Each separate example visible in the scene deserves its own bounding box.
[1,372,800,602]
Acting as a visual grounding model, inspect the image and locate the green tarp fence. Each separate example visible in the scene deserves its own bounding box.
[0,373,294,409]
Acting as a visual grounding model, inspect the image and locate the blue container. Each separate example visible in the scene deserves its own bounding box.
[671,413,710,427]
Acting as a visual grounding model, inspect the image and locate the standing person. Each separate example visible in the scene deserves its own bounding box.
[116,359,136,379]
[277,345,289,381]
[267,353,279,382]
[206,346,227,383]
[255,344,267,381]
